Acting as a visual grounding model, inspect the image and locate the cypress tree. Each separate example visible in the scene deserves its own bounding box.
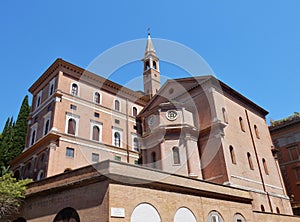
[10,96,30,161]
[0,117,14,168]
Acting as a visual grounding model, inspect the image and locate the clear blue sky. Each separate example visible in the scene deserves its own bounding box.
[1,1,300,130]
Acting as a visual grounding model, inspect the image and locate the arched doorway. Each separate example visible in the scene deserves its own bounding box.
[53,207,80,222]
[131,203,161,222]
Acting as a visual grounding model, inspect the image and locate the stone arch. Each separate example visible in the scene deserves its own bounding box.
[53,207,80,222]
[174,207,197,222]
[131,203,161,222]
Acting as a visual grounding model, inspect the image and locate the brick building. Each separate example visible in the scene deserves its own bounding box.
[269,114,300,215]
[10,34,300,221]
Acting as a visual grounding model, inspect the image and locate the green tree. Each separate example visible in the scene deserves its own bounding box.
[0,96,30,171]
[0,117,14,169]
[11,96,30,161]
[0,173,31,220]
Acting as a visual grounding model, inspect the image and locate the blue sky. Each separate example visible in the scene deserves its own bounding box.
[1,1,300,130]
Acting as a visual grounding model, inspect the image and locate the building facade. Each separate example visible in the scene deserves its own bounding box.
[137,76,292,215]
[10,34,300,221]
[10,58,148,180]
[14,160,300,222]
[269,114,300,215]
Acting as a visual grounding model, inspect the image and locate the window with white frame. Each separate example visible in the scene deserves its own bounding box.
[43,112,51,136]
[66,147,75,157]
[49,77,56,96]
[131,134,140,152]
[114,99,120,111]
[36,90,43,108]
[233,213,246,222]
[112,127,123,148]
[172,146,180,165]
[30,123,38,146]
[94,92,101,104]
[70,83,79,96]
[133,107,138,116]
[90,120,103,142]
[65,112,80,136]
[208,211,224,222]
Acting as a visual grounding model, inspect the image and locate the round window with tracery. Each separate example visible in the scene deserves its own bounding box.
[166,110,178,121]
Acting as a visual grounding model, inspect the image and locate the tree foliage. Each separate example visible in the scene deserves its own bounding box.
[0,96,30,170]
[0,173,32,220]
[11,96,30,161]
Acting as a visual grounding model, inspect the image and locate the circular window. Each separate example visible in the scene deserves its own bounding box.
[169,88,174,94]
[166,110,178,121]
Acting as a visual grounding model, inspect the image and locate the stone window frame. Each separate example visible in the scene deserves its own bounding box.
[90,120,103,142]
[65,112,80,136]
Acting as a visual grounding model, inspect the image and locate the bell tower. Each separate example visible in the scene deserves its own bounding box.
[143,33,160,98]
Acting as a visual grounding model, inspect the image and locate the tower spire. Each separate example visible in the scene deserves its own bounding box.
[142,32,161,98]
[145,32,157,57]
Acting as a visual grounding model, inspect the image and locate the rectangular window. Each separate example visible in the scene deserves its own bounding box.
[288,146,299,161]
[66,147,74,157]
[94,112,99,118]
[70,104,77,110]
[115,119,120,124]
[114,156,121,161]
[92,153,99,162]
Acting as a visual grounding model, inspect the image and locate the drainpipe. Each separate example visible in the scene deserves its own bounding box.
[245,109,273,212]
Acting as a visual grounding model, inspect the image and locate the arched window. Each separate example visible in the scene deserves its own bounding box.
[239,117,245,132]
[208,211,224,222]
[261,205,265,212]
[114,100,120,111]
[30,130,36,146]
[44,119,50,135]
[247,152,254,170]
[233,213,246,222]
[133,107,138,116]
[114,132,121,147]
[37,96,41,107]
[153,61,157,69]
[67,118,76,135]
[36,170,44,181]
[229,145,236,164]
[174,207,197,222]
[50,84,54,95]
[276,207,280,214]
[53,207,80,222]
[172,147,180,165]
[133,137,140,152]
[151,151,156,168]
[262,158,269,175]
[71,83,78,96]
[131,203,161,222]
[94,92,101,104]
[92,125,100,141]
[222,107,228,123]
[144,60,150,71]
[254,125,260,139]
